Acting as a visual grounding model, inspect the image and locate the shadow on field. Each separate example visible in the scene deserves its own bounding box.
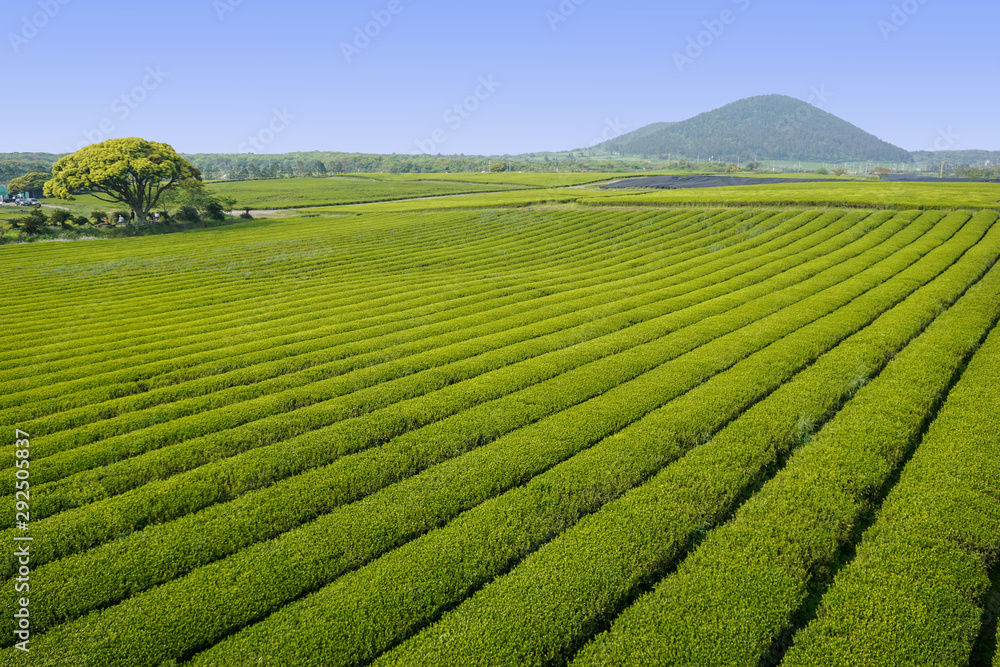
[970,563,1000,667]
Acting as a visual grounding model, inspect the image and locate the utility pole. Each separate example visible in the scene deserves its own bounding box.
[940,159,945,179]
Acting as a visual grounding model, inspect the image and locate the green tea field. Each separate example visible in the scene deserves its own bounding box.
[592,180,1000,210]
[2,189,999,665]
[204,176,532,209]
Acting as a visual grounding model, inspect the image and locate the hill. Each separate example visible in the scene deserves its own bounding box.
[592,94,915,164]
[0,153,64,185]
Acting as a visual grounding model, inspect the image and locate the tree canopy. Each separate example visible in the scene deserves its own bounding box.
[8,172,50,197]
[44,138,202,219]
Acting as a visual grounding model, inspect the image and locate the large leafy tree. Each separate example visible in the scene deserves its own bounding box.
[44,138,201,220]
[8,172,50,197]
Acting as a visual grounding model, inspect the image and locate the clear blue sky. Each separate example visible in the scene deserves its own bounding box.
[4,0,998,155]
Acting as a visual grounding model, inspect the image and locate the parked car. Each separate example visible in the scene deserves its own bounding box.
[27,198,40,206]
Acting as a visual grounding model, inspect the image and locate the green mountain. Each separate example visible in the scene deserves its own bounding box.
[592,95,914,163]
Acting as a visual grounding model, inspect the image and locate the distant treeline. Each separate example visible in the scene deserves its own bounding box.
[174,152,1000,180]
[0,151,653,184]
[912,150,1000,167]
[3,146,997,186]
[181,152,653,180]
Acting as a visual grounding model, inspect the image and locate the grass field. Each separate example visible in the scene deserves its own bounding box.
[24,175,997,220]
[0,208,27,222]
[594,180,1000,210]
[310,186,632,214]
[18,178,531,216]
[2,181,999,665]
[318,179,1000,214]
[203,176,531,209]
[12,195,143,217]
[355,172,651,187]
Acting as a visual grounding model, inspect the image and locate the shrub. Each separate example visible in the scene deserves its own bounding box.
[176,205,201,223]
[16,208,48,234]
[49,209,74,228]
[204,201,227,221]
